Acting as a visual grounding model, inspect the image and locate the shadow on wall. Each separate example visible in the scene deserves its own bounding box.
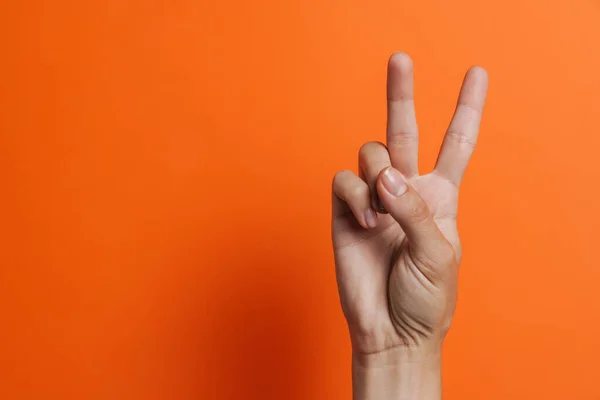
[165,244,318,400]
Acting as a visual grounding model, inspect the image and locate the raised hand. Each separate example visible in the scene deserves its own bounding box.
[331,52,488,378]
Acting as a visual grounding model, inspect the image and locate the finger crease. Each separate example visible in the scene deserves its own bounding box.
[445,130,477,148]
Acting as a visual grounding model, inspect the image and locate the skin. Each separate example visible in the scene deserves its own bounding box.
[331,52,488,399]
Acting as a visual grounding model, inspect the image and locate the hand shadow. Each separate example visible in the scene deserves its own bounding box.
[166,244,320,400]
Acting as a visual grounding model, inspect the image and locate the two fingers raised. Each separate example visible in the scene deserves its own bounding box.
[332,52,488,254]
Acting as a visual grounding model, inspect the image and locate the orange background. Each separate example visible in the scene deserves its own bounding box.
[1,0,600,399]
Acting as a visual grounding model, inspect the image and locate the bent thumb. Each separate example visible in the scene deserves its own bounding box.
[377,167,453,268]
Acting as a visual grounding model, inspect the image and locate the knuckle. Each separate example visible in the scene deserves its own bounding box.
[387,131,417,147]
[358,141,387,162]
[445,130,477,149]
[332,170,369,201]
[438,243,457,267]
[332,170,351,188]
[349,183,368,200]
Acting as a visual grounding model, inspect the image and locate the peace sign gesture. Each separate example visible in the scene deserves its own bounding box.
[331,53,488,383]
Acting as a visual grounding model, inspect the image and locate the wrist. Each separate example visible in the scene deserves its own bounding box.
[352,345,442,400]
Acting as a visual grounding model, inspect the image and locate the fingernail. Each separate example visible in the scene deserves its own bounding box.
[364,208,378,228]
[381,167,408,196]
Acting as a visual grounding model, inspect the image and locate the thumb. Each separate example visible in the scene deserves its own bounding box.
[376,167,454,267]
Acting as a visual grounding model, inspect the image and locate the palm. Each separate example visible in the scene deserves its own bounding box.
[334,173,459,249]
[331,53,488,355]
[333,173,459,354]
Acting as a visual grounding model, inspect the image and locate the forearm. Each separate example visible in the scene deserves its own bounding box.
[352,346,442,400]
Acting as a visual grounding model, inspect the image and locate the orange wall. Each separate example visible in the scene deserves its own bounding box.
[2,1,600,399]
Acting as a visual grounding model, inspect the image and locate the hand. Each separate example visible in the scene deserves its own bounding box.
[331,53,488,367]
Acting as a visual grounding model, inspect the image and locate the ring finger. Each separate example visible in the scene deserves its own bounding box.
[358,141,392,213]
